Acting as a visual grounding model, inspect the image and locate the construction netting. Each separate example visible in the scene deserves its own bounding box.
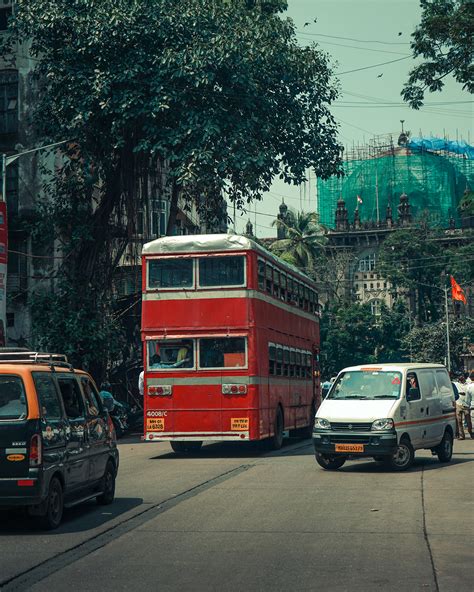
[317,138,474,229]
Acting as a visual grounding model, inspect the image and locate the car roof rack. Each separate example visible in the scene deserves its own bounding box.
[0,349,74,371]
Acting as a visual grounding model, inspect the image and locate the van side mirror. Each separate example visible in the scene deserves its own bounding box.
[407,387,420,402]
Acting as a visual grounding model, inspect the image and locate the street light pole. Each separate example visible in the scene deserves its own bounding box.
[444,282,451,372]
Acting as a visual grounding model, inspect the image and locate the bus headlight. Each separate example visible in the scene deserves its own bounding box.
[371,418,394,431]
[314,417,330,429]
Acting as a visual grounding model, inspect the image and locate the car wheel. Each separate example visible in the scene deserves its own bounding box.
[269,407,284,450]
[38,477,64,530]
[388,438,414,471]
[97,461,116,505]
[170,441,203,454]
[436,430,453,463]
[315,452,346,470]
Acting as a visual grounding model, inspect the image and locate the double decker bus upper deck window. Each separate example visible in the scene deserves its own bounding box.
[198,256,245,287]
[148,258,194,289]
[199,337,247,369]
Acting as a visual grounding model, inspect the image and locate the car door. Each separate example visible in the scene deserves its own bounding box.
[79,375,108,483]
[56,375,91,492]
[404,370,425,448]
[418,370,443,445]
[32,372,68,481]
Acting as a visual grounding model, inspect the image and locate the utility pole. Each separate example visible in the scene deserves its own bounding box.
[444,281,451,372]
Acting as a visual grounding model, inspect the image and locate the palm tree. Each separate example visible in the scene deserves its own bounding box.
[270,209,327,272]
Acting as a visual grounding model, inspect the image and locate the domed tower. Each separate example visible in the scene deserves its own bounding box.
[245,219,254,237]
[277,200,289,239]
[397,192,412,226]
[335,198,349,231]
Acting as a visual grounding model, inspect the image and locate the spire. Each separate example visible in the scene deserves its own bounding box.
[245,219,254,236]
[335,197,349,231]
[277,199,289,239]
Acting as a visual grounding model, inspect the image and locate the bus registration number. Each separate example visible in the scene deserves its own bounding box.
[231,418,249,431]
[146,417,165,431]
[335,443,364,453]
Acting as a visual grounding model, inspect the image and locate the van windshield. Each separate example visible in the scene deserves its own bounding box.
[327,370,402,400]
[0,375,28,419]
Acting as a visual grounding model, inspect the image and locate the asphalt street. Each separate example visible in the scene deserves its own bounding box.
[1,436,473,592]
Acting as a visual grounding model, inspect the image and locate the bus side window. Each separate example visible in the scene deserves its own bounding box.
[280,273,287,301]
[273,270,280,299]
[258,259,265,290]
[283,347,290,377]
[276,345,283,376]
[287,277,293,304]
[306,353,312,378]
[266,265,273,294]
[304,287,310,311]
[298,284,304,309]
[269,344,276,376]
[295,351,302,378]
[289,349,296,378]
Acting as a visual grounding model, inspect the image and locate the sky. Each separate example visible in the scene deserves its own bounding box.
[232,0,473,237]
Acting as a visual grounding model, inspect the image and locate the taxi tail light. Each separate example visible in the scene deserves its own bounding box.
[148,385,172,396]
[29,434,42,467]
[222,384,248,395]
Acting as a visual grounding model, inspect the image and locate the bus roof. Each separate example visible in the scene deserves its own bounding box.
[142,233,316,286]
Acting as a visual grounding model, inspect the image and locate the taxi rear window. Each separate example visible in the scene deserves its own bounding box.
[0,375,28,420]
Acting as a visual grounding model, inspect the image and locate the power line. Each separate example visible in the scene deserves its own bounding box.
[295,31,410,46]
[337,56,411,76]
[296,34,410,56]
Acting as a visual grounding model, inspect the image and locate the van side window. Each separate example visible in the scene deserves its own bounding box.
[418,371,438,398]
[435,370,453,395]
[406,372,421,400]
[33,373,62,419]
[80,377,102,417]
[58,378,85,419]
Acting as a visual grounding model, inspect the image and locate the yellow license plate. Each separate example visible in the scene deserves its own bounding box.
[146,417,165,431]
[231,418,249,431]
[335,443,364,453]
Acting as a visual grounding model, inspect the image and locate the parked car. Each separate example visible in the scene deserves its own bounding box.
[313,363,456,471]
[0,350,119,529]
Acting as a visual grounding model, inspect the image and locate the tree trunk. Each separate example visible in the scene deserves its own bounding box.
[166,181,180,236]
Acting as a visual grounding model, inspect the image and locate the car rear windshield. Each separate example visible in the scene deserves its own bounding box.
[0,375,28,419]
[327,370,402,400]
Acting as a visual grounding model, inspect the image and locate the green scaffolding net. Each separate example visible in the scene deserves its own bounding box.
[317,145,474,229]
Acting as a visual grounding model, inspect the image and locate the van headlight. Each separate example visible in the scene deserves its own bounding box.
[371,418,394,431]
[314,418,330,429]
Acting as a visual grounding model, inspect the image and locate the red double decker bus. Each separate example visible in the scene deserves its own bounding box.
[141,234,320,453]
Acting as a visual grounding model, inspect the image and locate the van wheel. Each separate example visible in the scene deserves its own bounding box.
[170,441,203,455]
[97,461,116,505]
[436,430,453,463]
[38,477,64,530]
[269,407,284,450]
[315,453,346,470]
[388,439,414,471]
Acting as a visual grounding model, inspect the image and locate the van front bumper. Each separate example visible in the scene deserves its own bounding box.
[312,429,398,457]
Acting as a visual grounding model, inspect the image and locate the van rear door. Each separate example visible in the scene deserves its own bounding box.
[0,375,31,479]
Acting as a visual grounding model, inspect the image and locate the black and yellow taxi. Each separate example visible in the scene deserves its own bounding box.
[0,350,119,529]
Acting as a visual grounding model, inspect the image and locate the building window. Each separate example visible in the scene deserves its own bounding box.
[358,253,376,272]
[0,70,18,135]
[0,5,12,31]
[370,299,382,316]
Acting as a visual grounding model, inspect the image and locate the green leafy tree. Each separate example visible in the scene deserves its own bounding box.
[377,226,447,322]
[402,0,474,108]
[402,317,474,370]
[5,0,342,374]
[377,301,411,362]
[320,303,381,377]
[270,209,327,270]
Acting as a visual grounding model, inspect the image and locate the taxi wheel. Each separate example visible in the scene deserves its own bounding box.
[388,439,414,471]
[38,477,64,530]
[170,441,203,455]
[436,430,453,463]
[315,453,346,470]
[97,461,116,505]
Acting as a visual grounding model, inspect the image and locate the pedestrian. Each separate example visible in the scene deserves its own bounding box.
[454,374,473,440]
[138,369,144,397]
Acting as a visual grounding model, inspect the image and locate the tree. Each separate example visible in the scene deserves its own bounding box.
[5,0,342,374]
[377,226,448,322]
[270,209,327,270]
[377,301,411,362]
[402,0,474,108]
[402,317,474,370]
[320,303,381,378]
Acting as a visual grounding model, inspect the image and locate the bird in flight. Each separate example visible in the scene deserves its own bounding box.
[377,73,384,78]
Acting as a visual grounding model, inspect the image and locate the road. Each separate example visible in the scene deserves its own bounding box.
[1,436,473,592]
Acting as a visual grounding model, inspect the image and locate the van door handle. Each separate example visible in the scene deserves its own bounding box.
[426,406,429,415]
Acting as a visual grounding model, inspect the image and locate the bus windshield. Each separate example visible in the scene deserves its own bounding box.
[147,339,194,370]
[327,370,402,400]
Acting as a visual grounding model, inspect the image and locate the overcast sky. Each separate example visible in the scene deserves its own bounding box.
[231,0,473,237]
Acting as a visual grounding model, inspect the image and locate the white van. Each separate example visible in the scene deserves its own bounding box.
[312,363,456,471]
